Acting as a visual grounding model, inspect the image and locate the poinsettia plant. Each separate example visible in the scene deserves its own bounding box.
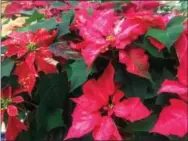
[1,0,188,141]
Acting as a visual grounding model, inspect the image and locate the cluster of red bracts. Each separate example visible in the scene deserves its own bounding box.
[2,29,57,94]
[1,29,58,140]
[64,63,151,140]
[1,87,27,140]
[1,0,188,140]
[1,28,58,141]
[66,1,188,140]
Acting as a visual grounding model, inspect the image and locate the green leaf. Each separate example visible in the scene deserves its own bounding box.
[168,135,186,141]
[61,9,74,21]
[88,8,93,15]
[152,68,174,89]
[115,65,151,100]
[146,26,182,51]
[132,132,169,141]
[17,17,57,32]
[20,9,35,16]
[1,46,7,54]
[35,73,69,107]
[35,73,69,129]
[1,75,20,88]
[67,59,91,92]
[25,110,47,141]
[46,109,64,131]
[51,1,65,8]
[125,114,157,132]
[167,16,186,28]
[68,1,79,6]
[16,131,31,141]
[57,10,74,38]
[145,68,174,99]
[1,58,14,78]
[36,104,49,130]
[25,10,45,24]
[57,22,70,38]
[121,73,150,100]
[156,94,178,106]
[166,24,184,49]
[146,16,184,51]
[18,112,26,120]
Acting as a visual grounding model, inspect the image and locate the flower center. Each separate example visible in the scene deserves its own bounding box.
[108,103,114,109]
[1,98,12,109]
[106,35,115,41]
[27,42,37,51]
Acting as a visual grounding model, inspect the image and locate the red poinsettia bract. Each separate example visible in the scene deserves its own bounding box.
[151,99,188,137]
[5,116,28,141]
[73,8,165,67]
[2,28,57,93]
[1,86,24,118]
[64,63,151,140]
[1,86,27,141]
[119,47,150,79]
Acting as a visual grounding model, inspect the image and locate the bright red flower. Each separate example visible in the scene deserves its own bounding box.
[78,9,116,66]
[1,86,24,117]
[72,1,114,29]
[74,10,124,66]
[79,9,116,44]
[4,2,22,17]
[151,99,188,137]
[119,47,150,79]
[93,116,122,140]
[65,63,151,140]
[158,79,188,102]
[14,62,38,94]
[81,43,109,67]
[127,11,165,28]
[117,11,164,50]
[6,116,27,141]
[113,97,152,122]
[3,29,57,59]
[72,9,91,29]
[64,105,101,140]
[5,0,48,17]
[3,29,57,93]
[158,73,188,102]
[1,86,27,140]
[76,9,165,66]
